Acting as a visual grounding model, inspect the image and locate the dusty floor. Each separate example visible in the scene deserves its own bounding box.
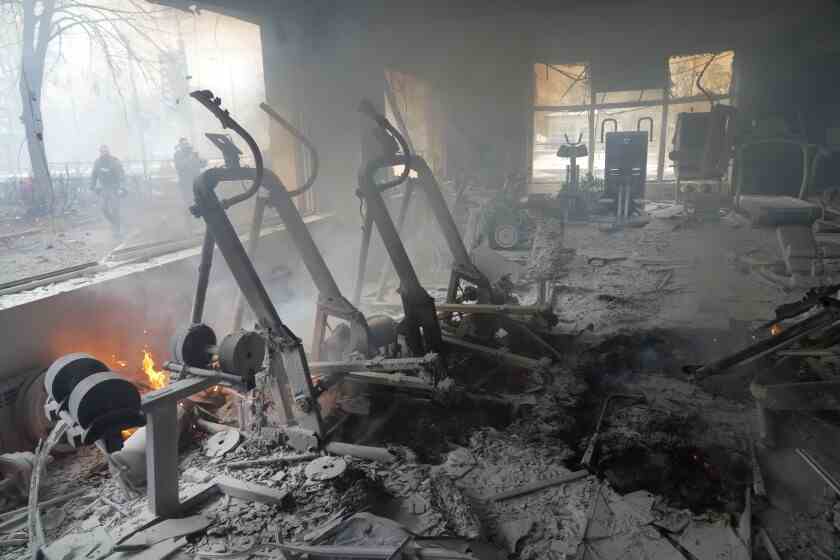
[0,193,200,286]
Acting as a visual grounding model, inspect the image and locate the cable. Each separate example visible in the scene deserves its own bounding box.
[695,53,718,107]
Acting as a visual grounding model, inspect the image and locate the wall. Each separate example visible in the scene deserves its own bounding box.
[248,0,840,208]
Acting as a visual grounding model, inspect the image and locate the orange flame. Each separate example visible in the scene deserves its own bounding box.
[143,350,169,390]
[770,323,782,336]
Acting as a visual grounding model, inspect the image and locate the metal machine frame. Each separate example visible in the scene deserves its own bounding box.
[353,102,559,365]
[221,102,394,362]
[352,100,496,310]
[353,101,445,357]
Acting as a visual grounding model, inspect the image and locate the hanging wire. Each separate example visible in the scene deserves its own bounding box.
[695,53,719,107]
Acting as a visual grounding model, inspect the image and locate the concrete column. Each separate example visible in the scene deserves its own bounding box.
[261,14,384,219]
[260,19,305,192]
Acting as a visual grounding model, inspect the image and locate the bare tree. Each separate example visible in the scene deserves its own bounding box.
[4,0,167,214]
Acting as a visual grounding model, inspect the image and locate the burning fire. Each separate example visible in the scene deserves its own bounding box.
[117,350,170,440]
[770,323,782,336]
[143,350,169,391]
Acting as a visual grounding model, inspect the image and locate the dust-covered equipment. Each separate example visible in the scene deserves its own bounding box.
[670,105,736,213]
[184,90,425,493]
[43,353,145,454]
[354,100,446,358]
[604,131,648,223]
[354,101,558,363]
[557,133,588,192]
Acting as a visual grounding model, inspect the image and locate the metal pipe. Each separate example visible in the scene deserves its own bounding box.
[162,361,243,385]
[436,303,551,315]
[375,182,415,302]
[442,335,545,370]
[232,197,267,331]
[353,211,374,306]
[372,79,420,301]
[191,230,215,325]
[795,448,840,497]
[324,441,396,463]
[694,311,840,378]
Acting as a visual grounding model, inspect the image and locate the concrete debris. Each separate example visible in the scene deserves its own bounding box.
[485,469,588,502]
[430,472,482,539]
[182,467,214,484]
[677,518,750,560]
[116,515,211,550]
[436,447,477,479]
[497,517,535,554]
[214,476,289,505]
[3,327,792,560]
[225,452,318,470]
[0,452,39,499]
[41,527,113,560]
[115,537,187,560]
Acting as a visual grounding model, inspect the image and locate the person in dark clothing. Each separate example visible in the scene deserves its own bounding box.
[173,138,206,209]
[91,145,125,238]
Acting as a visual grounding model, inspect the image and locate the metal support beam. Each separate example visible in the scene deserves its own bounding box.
[142,376,216,518]
[232,196,268,331]
[374,78,417,302]
[657,87,670,182]
[194,168,323,435]
[442,334,546,370]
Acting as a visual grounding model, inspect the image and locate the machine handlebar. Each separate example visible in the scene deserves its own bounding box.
[563,132,584,146]
[190,90,264,209]
[357,100,412,191]
[259,102,320,197]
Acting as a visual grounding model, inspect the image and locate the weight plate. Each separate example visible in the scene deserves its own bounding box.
[366,315,397,349]
[304,456,347,482]
[219,330,265,375]
[205,429,241,458]
[171,323,217,368]
[67,372,141,430]
[494,224,519,249]
[45,353,109,404]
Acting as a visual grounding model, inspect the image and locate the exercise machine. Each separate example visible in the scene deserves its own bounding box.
[354,100,445,358]
[221,102,397,362]
[354,101,558,363]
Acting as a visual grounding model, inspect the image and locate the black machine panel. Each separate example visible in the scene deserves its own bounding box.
[605,131,648,198]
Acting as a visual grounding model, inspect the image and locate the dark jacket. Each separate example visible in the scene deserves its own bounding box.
[91,154,125,190]
[174,147,206,185]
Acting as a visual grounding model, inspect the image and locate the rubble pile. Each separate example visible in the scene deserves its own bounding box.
[5,327,840,559]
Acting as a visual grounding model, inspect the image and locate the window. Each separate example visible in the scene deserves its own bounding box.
[669,52,734,99]
[531,51,735,186]
[534,63,588,107]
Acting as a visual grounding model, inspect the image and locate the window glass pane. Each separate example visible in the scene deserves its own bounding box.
[533,110,590,183]
[669,51,734,99]
[591,105,662,180]
[534,63,589,107]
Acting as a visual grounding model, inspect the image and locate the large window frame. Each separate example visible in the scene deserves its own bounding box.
[532,53,733,185]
